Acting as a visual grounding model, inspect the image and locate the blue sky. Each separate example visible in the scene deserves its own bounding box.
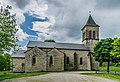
[20,13,48,36]
[1,0,120,49]
[18,13,48,47]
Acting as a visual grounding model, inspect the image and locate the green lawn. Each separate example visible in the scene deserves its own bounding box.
[1,66,120,81]
[81,66,120,81]
[100,66,120,72]
[0,71,48,81]
[82,73,120,81]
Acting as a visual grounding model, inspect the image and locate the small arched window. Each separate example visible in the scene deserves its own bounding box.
[66,57,69,64]
[50,56,53,65]
[93,31,95,39]
[22,63,25,68]
[89,30,92,39]
[80,57,83,65]
[32,56,36,65]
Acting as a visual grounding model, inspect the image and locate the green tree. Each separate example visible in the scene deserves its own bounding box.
[111,38,120,60]
[0,5,17,71]
[0,54,11,71]
[93,38,114,72]
[44,39,55,42]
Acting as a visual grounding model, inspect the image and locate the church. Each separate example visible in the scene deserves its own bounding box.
[11,14,100,72]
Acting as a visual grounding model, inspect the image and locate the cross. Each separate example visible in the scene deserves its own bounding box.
[89,11,91,14]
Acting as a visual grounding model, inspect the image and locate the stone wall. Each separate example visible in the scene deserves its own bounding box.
[12,57,25,72]
[25,47,46,72]
[82,26,99,51]
[12,47,99,72]
[47,48,64,71]
[61,50,91,70]
[91,54,99,70]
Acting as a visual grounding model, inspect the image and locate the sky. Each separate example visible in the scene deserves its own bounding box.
[0,0,120,50]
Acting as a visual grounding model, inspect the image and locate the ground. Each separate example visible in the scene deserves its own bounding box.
[1,72,118,82]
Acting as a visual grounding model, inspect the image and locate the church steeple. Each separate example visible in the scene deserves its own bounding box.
[82,15,100,30]
[82,14,100,51]
[86,15,99,27]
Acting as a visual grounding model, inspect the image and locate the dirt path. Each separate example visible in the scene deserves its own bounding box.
[1,72,118,82]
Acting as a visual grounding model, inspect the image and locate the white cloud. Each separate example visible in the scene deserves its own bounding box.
[25,0,48,17]
[94,10,120,39]
[0,0,120,45]
[0,0,50,42]
[20,45,27,50]
[32,21,51,40]
[15,27,29,41]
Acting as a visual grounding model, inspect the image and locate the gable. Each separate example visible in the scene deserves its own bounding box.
[25,47,46,57]
[48,48,64,56]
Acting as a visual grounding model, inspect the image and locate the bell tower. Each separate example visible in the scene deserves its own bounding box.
[82,14,100,51]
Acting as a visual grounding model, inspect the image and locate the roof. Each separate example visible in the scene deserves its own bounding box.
[82,15,100,30]
[11,50,25,58]
[27,41,89,51]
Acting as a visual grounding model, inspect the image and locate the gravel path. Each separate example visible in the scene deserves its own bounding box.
[1,72,118,82]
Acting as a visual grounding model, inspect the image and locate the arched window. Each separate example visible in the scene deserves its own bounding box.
[89,30,92,39]
[66,57,69,64]
[22,63,25,68]
[50,56,53,65]
[80,57,82,65]
[93,31,95,39]
[32,56,36,65]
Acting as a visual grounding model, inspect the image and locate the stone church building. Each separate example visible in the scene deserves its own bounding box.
[11,15,100,72]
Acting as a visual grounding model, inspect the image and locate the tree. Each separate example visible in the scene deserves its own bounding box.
[0,5,17,71]
[44,39,55,42]
[111,38,120,60]
[93,38,114,72]
[0,54,11,71]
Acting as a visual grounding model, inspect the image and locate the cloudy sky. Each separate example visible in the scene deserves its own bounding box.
[0,0,120,49]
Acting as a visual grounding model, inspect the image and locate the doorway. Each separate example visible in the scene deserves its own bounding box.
[74,52,78,70]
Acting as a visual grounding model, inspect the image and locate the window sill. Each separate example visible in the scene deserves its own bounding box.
[49,64,54,66]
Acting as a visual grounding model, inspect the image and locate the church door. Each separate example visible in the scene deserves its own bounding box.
[74,53,78,70]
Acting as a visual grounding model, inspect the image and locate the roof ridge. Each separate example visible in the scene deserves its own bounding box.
[56,42,83,45]
[29,41,83,45]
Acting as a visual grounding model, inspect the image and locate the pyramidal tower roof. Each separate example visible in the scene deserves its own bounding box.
[86,15,96,25]
[82,14,100,30]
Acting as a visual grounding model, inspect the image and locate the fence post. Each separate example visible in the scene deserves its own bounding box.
[115,71,116,75]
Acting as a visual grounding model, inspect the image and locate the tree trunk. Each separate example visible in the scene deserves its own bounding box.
[107,60,110,73]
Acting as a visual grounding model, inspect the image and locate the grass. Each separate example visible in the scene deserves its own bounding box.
[100,66,120,72]
[81,66,120,81]
[1,66,120,81]
[82,72,120,81]
[0,71,48,81]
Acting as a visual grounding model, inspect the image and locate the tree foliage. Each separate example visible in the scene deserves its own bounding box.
[93,38,114,65]
[0,5,17,71]
[93,38,115,72]
[0,54,11,71]
[111,38,120,60]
